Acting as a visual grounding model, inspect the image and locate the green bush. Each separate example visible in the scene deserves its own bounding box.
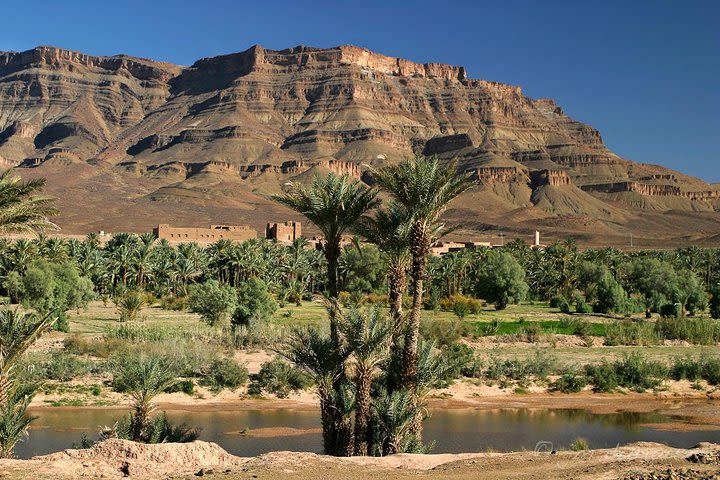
[164,379,195,395]
[232,278,277,329]
[612,353,666,392]
[105,411,198,443]
[549,295,567,309]
[584,362,619,392]
[8,260,95,331]
[670,356,703,381]
[701,357,720,385]
[551,373,587,393]
[256,359,312,398]
[188,280,236,326]
[202,358,248,392]
[159,295,188,311]
[443,343,482,379]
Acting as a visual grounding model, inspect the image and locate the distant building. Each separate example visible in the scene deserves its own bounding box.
[266,221,302,244]
[153,224,257,244]
[431,241,491,256]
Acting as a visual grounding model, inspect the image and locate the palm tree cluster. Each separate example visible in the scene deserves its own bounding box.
[0,233,326,308]
[275,155,473,456]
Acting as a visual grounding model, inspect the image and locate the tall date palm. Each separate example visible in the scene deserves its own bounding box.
[370,156,473,394]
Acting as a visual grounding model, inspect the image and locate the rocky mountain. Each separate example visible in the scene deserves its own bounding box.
[1,44,718,247]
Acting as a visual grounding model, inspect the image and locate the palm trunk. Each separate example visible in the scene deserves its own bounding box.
[325,243,341,343]
[388,261,406,337]
[353,367,372,456]
[400,253,425,392]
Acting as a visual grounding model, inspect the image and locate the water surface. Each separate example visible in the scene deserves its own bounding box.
[18,407,720,459]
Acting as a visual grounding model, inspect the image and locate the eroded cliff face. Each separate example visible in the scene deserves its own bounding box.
[1,44,718,245]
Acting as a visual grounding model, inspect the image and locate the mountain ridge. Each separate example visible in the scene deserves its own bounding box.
[0,44,718,247]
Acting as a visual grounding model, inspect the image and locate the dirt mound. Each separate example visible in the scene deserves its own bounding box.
[33,439,247,478]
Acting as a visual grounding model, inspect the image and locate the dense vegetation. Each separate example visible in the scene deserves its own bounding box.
[1,163,720,458]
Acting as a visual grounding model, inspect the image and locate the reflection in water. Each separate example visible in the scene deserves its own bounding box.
[16,407,720,459]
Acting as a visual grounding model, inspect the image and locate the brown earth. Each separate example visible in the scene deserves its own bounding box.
[1,45,720,247]
[1,439,719,479]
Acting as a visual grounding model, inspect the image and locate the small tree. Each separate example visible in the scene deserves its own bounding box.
[11,261,94,331]
[232,278,277,329]
[188,280,236,326]
[474,251,529,310]
[114,290,146,322]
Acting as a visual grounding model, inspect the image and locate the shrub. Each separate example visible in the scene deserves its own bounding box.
[16,352,95,383]
[575,299,593,314]
[551,373,587,393]
[612,353,666,392]
[571,320,593,337]
[159,295,188,311]
[439,294,482,318]
[256,359,312,398]
[419,318,468,347]
[202,358,248,392]
[443,343,482,379]
[659,303,682,319]
[670,356,703,381]
[584,362,619,392]
[569,437,589,451]
[188,280,236,326]
[64,335,128,359]
[550,295,567,309]
[9,260,95,331]
[701,357,720,385]
[519,323,543,343]
[164,379,195,395]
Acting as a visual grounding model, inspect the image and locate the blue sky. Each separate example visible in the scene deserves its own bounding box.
[3,0,718,181]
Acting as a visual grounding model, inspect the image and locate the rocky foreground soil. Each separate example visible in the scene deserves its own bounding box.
[1,440,718,480]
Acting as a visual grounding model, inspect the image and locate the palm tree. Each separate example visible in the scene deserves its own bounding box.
[370,156,473,393]
[343,307,391,455]
[0,309,55,457]
[282,328,353,455]
[111,354,179,442]
[273,173,378,341]
[354,202,411,333]
[0,170,58,234]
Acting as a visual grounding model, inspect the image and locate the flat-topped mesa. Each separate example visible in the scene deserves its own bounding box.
[0,46,181,80]
[530,169,572,187]
[336,45,467,81]
[581,182,720,200]
[189,44,470,81]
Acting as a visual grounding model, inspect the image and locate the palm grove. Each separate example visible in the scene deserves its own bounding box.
[1,158,720,457]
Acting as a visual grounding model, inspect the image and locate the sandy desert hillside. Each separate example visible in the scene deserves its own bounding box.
[1,44,718,246]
